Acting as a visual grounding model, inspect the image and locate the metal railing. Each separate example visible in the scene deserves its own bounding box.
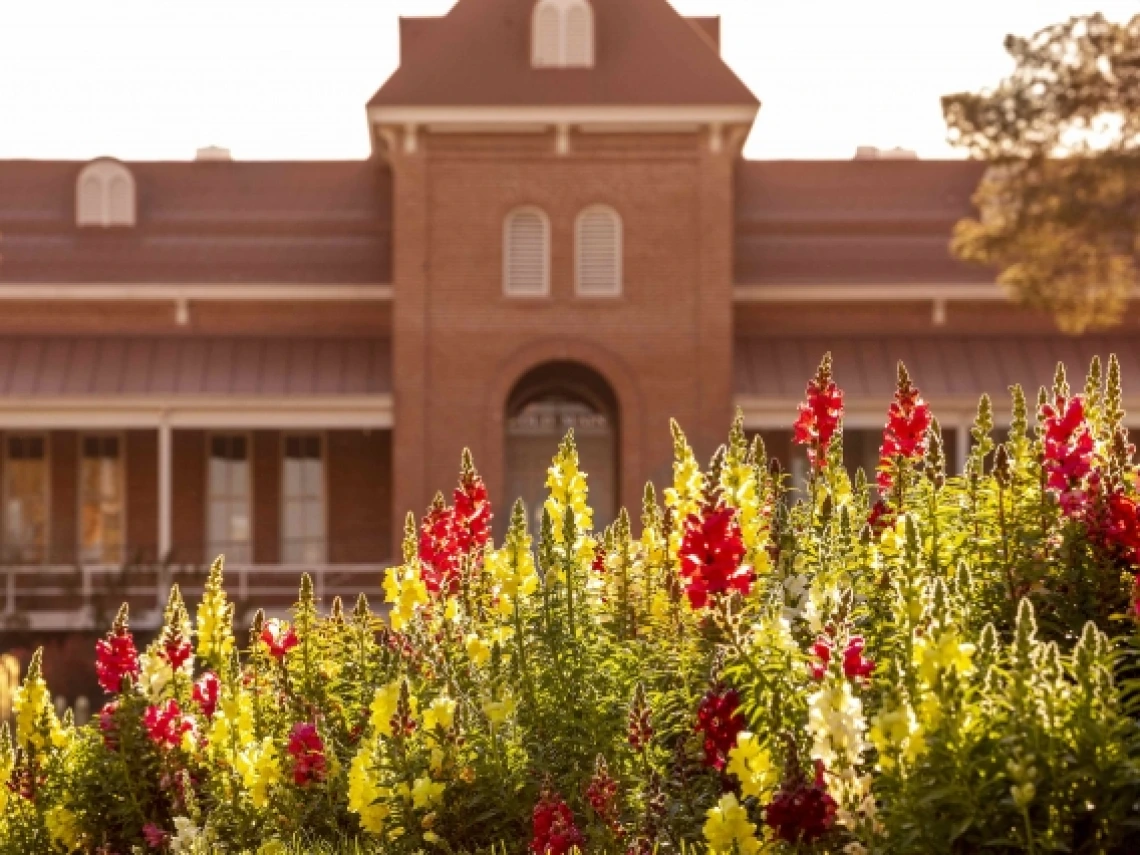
[0,562,389,631]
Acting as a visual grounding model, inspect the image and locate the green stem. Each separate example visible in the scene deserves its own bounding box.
[513,597,536,712]
[1022,808,1036,855]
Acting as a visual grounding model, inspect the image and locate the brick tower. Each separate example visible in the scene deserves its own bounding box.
[368,0,759,532]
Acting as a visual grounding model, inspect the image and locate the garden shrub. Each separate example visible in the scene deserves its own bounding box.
[3,354,1140,854]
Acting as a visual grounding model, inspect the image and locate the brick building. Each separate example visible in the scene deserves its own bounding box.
[0,0,1137,628]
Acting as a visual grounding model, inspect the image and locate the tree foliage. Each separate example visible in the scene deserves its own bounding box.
[942,13,1140,333]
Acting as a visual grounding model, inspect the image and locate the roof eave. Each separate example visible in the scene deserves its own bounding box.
[367,103,759,129]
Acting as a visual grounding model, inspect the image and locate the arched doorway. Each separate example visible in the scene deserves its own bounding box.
[504,361,619,533]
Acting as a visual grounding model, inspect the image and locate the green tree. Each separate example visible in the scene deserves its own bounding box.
[942,14,1140,333]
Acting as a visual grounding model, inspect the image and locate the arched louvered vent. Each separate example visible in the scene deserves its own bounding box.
[532,0,594,68]
[504,208,551,296]
[532,2,563,67]
[76,160,136,227]
[576,206,622,296]
[563,2,594,67]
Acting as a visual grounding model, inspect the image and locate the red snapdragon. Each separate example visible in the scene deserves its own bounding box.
[765,760,837,844]
[192,671,221,718]
[1099,490,1140,566]
[809,637,832,681]
[261,619,299,661]
[531,790,584,855]
[876,365,932,494]
[628,684,654,751]
[809,636,874,682]
[1042,395,1095,515]
[794,354,844,471]
[98,701,120,750]
[144,699,194,750]
[694,687,746,771]
[419,458,493,595]
[420,499,461,595]
[678,504,751,609]
[142,823,169,849]
[585,756,621,834]
[95,609,139,694]
[288,722,327,786]
[842,636,876,680]
[454,459,492,555]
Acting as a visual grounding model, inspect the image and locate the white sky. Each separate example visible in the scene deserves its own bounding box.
[0,0,1133,162]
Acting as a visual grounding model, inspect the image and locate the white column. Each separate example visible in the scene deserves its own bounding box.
[955,417,970,473]
[158,415,173,560]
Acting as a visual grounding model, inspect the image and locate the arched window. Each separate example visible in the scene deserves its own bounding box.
[532,0,594,68]
[76,160,136,227]
[575,205,622,296]
[505,361,618,533]
[504,207,550,296]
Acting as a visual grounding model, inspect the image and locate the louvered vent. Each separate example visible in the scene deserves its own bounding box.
[532,3,562,67]
[563,3,594,67]
[576,206,621,296]
[532,0,594,68]
[505,209,550,296]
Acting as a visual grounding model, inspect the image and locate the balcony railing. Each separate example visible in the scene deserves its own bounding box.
[0,563,388,632]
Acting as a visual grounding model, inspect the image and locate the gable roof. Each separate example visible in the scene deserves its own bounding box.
[369,0,758,108]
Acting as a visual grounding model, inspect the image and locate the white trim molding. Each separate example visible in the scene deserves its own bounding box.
[370,105,758,131]
[733,283,1003,303]
[0,396,394,430]
[0,283,393,302]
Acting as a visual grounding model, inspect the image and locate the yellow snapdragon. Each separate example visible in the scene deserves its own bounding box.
[197,558,236,664]
[665,421,704,552]
[348,746,391,834]
[869,702,926,770]
[236,737,282,808]
[465,633,491,667]
[369,680,417,737]
[545,434,593,540]
[412,776,446,810]
[384,563,429,631]
[727,733,778,802]
[914,631,976,685]
[488,506,539,612]
[0,729,11,814]
[12,650,65,752]
[209,688,255,751]
[704,793,761,855]
[483,692,518,728]
[423,696,456,732]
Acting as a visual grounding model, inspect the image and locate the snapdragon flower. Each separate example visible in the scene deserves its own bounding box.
[704,793,761,855]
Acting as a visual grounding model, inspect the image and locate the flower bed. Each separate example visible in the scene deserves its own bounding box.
[4,354,1140,854]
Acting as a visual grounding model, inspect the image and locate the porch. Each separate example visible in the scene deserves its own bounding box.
[0,336,393,631]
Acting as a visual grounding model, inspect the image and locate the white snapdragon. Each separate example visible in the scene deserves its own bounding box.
[807,680,866,769]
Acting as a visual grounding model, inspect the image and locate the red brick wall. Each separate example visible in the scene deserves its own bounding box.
[125,431,158,563]
[388,131,740,532]
[328,430,392,563]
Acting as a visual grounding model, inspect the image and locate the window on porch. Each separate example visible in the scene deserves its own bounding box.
[281,434,326,564]
[3,434,48,563]
[207,434,252,564]
[79,435,125,564]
